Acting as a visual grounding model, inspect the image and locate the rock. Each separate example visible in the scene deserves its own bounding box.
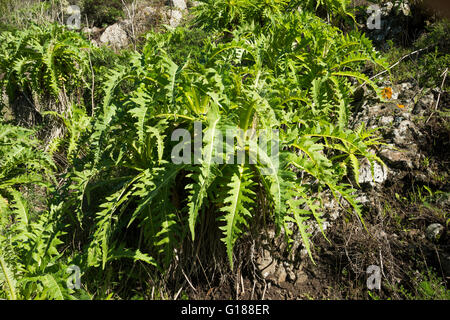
[168,0,187,11]
[82,26,102,35]
[168,9,183,27]
[359,160,388,186]
[366,1,414,45]
[82,27,92,34]
[256,249,290,284]
[398,82,413,91]
[394,82,415,102]
[300,248,309,258]
[392,120,417,147]
[379,147,415,169]
[99,23,129,49]
[90,39,99,47]
[143,6,158,16]
[323,198,341,220]
[275,266,287,283]
[365,103,388,119]
[287,269,296,283]
[379,115,394,127]
[355,194,371,207]
[413,92,434,114]
[295,270,308,285]
[256,249,277,279]
[322,220,331,231]
[426,223,444,242]
[131,6,162,35]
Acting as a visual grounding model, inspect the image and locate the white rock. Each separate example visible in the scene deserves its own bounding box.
[355,194,370,206]
[168,9,183,27]
[100,23,129,49]
[392,90,399,100]
[379,115,394,126]
[399,82,413,91]
[170,0,187,11]
[393,120,416,146]
[82,27,93,34]
[143,6,158,16]
[82,27,103,35]
[359,161,388,185]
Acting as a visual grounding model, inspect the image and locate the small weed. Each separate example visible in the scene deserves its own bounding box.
[393,270,450,300]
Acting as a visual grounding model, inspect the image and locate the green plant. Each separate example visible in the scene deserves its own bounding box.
[0,201,83,300]
[0,120,88,300]
[192,0,354,32]
[57,9,386,275]
[1,0,393,299]
[43,104,92,164]
[0,23,94,120]
[192,0,288,31]
[394,270,450,300]
[81,0,128,27]
[373,20,450,89]
[292,0,354,18]
[0,121,54,201]
[144,26,209,65]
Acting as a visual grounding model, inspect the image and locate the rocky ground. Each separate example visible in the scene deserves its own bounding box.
[82,0,198,50]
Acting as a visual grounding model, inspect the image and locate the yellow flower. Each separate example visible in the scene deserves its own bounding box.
[396,104,406,109]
